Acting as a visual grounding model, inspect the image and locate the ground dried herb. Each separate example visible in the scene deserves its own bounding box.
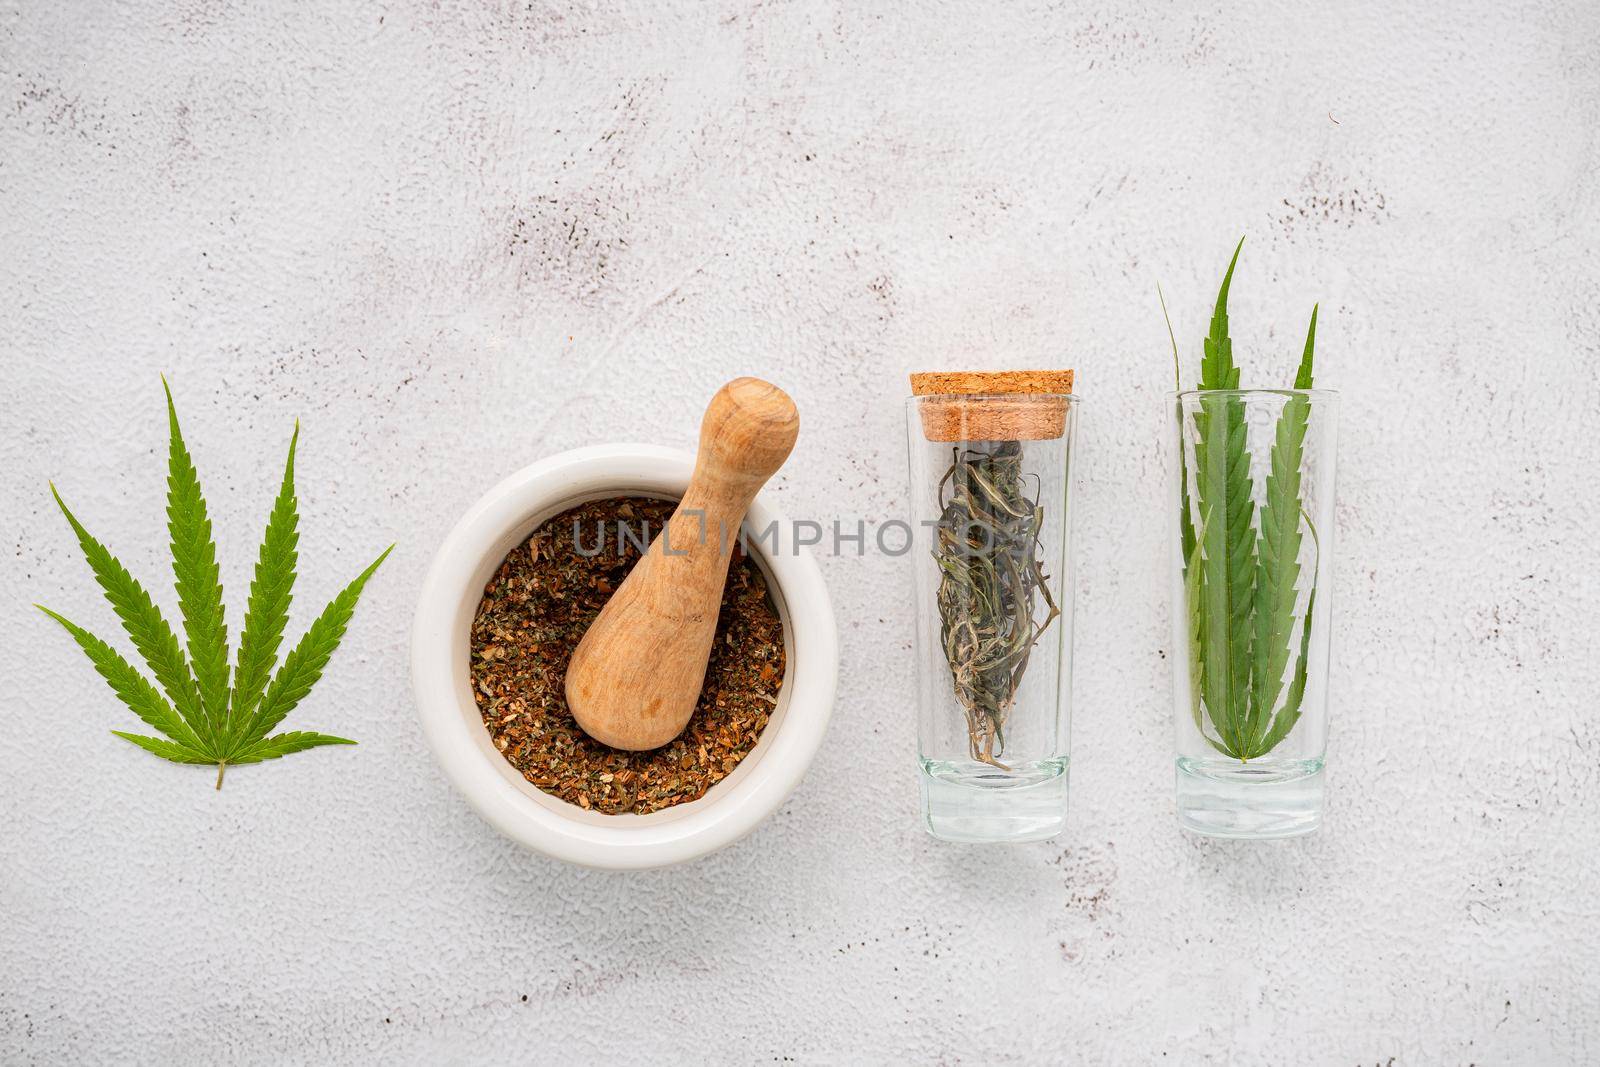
[469,496,784,814]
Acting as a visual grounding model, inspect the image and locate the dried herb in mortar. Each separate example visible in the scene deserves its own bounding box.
[469,496,783,814]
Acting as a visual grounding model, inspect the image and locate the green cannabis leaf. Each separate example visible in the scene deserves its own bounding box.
[1178,240,1322,761]
[39,380,392,788]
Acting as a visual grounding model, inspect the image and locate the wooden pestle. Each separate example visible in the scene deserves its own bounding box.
[565,378,799,751]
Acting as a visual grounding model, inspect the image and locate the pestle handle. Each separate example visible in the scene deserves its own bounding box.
[686,377,800,507]
[564,378,798,752]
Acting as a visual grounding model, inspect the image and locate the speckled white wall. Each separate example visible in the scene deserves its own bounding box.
[3,1,1598,1063]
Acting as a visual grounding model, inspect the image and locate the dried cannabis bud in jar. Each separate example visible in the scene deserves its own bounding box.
[932,442,1060,768]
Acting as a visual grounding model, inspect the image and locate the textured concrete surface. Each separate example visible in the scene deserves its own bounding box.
[3,1,1599,1063]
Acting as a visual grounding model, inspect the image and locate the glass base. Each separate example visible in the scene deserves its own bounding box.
[1175,756,1324,839]
[919,757,1069,843]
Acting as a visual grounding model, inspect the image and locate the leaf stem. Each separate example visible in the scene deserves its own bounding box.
[215,761,226,790]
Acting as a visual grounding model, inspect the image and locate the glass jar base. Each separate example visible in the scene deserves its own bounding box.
[919,757,1069,843]
[1175,757,1325,839]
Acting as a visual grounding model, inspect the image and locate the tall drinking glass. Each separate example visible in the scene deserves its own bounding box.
[1170,388,1338,838]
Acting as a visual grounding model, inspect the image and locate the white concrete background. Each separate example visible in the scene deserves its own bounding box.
[2,1,1597,1063]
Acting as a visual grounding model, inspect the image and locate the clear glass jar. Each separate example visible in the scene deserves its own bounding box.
[905,392,1081,842]
[1169,389,1339,838]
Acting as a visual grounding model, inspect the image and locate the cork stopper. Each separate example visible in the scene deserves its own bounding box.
[910,370,1075,442]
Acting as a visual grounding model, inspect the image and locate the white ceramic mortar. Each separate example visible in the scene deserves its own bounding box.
[411,444,838,869]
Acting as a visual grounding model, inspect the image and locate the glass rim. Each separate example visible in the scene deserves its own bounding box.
[906,392,1083,404]
[1172,388,1338,401]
